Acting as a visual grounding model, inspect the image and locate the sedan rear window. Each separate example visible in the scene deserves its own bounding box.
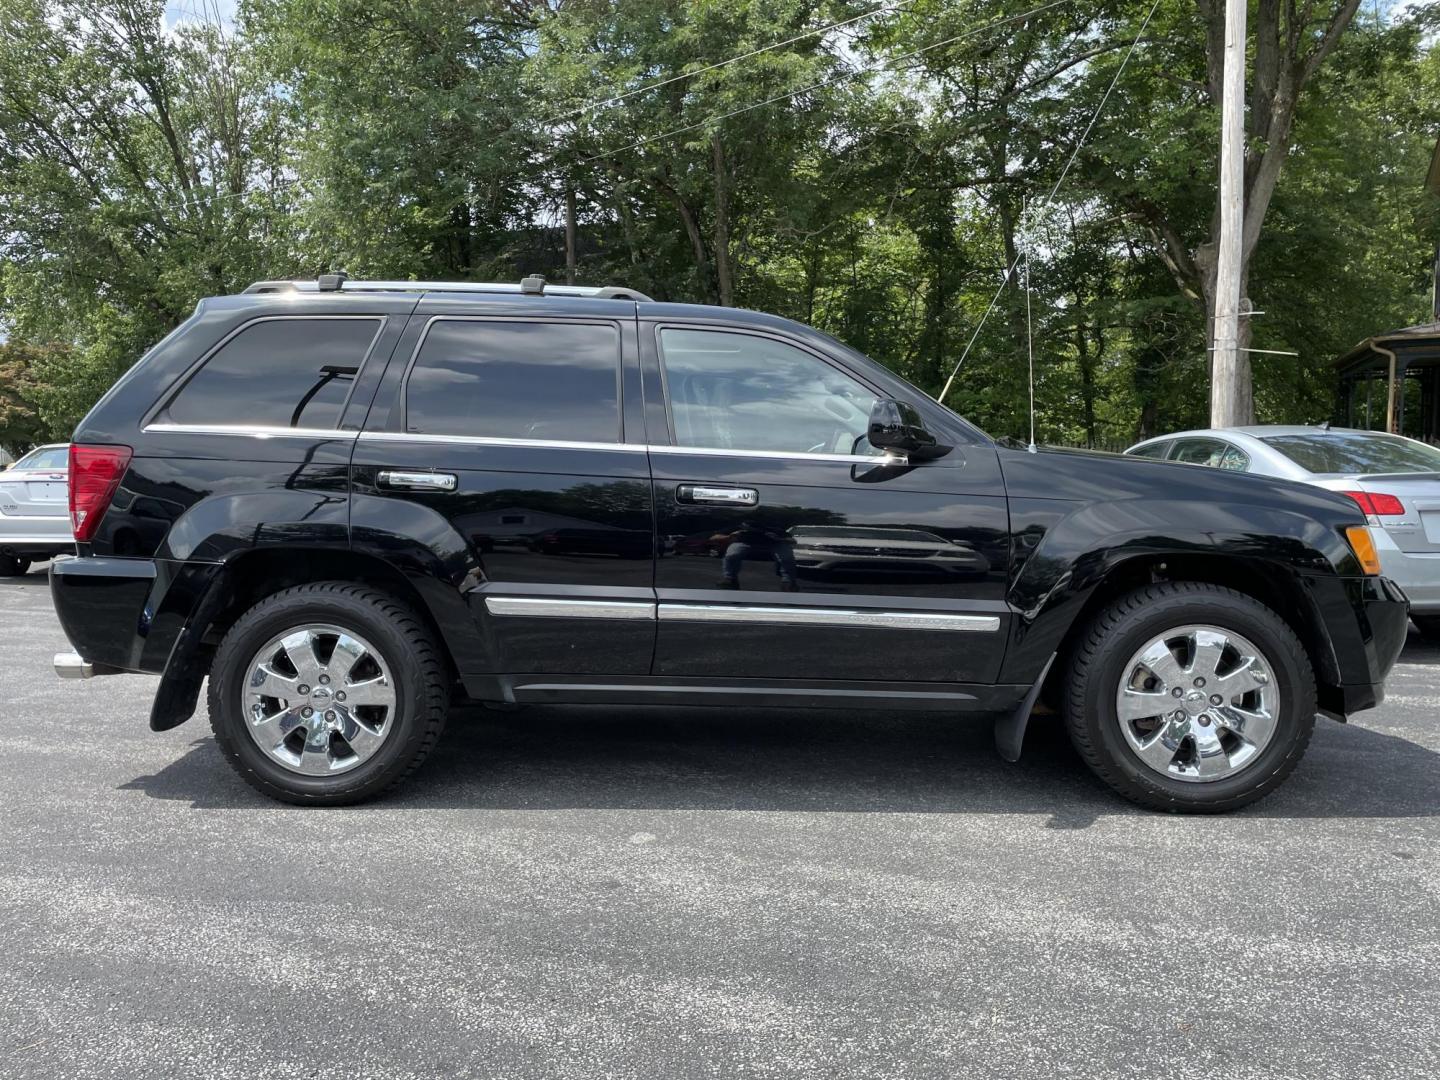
[1261,432,1440,475]
[14,447,68,470]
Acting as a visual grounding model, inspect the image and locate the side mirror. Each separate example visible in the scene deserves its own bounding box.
[867,399,948,461]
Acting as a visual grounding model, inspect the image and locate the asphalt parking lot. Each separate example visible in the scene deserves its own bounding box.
[1,566,1436,1080]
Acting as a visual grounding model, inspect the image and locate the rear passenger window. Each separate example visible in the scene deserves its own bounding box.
[1168,438,1229,467]
[404,320,621,442]
[167,318,381,429]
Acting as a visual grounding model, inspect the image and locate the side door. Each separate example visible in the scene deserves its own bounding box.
[644,323,1011,685]
[350,301,656,678]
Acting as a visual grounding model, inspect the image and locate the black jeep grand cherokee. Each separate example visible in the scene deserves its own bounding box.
[51,275,1409,812]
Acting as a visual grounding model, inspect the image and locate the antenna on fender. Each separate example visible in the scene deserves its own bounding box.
[1023,209,1038,454]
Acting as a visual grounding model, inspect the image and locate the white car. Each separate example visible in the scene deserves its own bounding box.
[1125,426,1440,635]
[0,443,73,575]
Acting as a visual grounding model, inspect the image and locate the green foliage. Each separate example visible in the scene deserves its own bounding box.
[0,0,1435,444]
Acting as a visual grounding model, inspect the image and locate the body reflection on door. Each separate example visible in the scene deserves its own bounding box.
[454,481,655,579]
[662,516,997,594]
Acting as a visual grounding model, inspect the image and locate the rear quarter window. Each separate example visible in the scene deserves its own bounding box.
[163,317,383,429]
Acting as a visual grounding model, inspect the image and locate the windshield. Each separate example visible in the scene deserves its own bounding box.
[1261,432,1440,475]
[14,446,68,471]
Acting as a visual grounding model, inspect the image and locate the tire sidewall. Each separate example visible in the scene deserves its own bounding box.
[211,591,432,800]
[1077,591,1314,807]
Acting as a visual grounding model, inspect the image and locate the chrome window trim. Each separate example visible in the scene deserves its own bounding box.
[658,603,1000,633]
[359,430,645,453]
[648,444,903,465]
[484,597,657,621]
[144,425,908,465]
[143,422,358,440]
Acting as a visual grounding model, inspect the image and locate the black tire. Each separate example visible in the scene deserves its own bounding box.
[208,582,450,805]
[1064,582,1316,813]
[1411,614,1440,640]
[0,555,32,576]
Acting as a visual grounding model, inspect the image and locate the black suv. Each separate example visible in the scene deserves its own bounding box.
[50,276,1409,811]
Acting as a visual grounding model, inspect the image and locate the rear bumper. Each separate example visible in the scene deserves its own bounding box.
[1312,574,1410,719]
[50,556,219,676]
[1376,545,1440,613]
[0,514,73,556]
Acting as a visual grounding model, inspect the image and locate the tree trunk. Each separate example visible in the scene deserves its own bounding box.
[564,186,577,285]
[651,172,713,303]
[711,135,734,307]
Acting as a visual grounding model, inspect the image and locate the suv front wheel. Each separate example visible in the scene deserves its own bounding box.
[1064,582,1316,813]
[208,582,450,805]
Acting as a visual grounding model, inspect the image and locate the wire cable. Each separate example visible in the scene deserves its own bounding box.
[937,0,1162,405]
[574,0,1076,166]
[544,1,915,125]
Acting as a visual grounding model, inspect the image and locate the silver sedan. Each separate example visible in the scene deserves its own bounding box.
[0,443,73,575]
[1125,426,1440,635]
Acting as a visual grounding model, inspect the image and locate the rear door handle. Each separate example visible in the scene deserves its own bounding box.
[378,470,457,492]
[676,483,758,506]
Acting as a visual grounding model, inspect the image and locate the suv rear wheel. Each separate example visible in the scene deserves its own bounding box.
[208,582,450,805]
[0,555,32,576]
[1064,582,1315,813]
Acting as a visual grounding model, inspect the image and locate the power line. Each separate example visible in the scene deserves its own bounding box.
[575,0,1076,167]
[937,0,1162,406]
[543,1,915,126]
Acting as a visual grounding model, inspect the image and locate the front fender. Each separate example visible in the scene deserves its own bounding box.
[999,497,1348,683]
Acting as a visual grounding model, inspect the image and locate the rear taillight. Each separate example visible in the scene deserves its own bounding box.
[68,444,132,542]
[1342,491,1405,517]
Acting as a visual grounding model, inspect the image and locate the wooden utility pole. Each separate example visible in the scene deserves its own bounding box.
[1210,0,1247,428]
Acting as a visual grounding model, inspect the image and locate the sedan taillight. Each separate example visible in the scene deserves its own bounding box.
[69,444,132,542]
[1342,491,1405,517]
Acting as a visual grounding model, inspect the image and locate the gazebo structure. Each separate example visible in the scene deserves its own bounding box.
[1333,140,1440,443]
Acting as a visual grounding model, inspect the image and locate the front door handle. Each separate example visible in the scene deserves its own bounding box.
[378,469,457,492]
[676,483,759,506]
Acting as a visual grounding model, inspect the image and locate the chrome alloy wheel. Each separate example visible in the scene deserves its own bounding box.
[242,624,397,775]
[1114,624,1280,783]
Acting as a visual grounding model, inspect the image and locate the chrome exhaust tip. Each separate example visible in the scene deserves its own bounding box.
[54,651,94,679]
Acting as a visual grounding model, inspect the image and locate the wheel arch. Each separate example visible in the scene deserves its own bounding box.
[150,546,485,731]
[1025,552,1341,710]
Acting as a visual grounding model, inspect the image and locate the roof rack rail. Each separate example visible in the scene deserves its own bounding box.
[241,276,654,302]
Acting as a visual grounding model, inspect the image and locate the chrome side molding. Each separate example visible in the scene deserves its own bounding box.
[483,597,657,621]
[481,596,1001,633]
[658,604,1000,633]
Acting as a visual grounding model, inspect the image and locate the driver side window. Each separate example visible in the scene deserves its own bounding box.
[658,328,879,455]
